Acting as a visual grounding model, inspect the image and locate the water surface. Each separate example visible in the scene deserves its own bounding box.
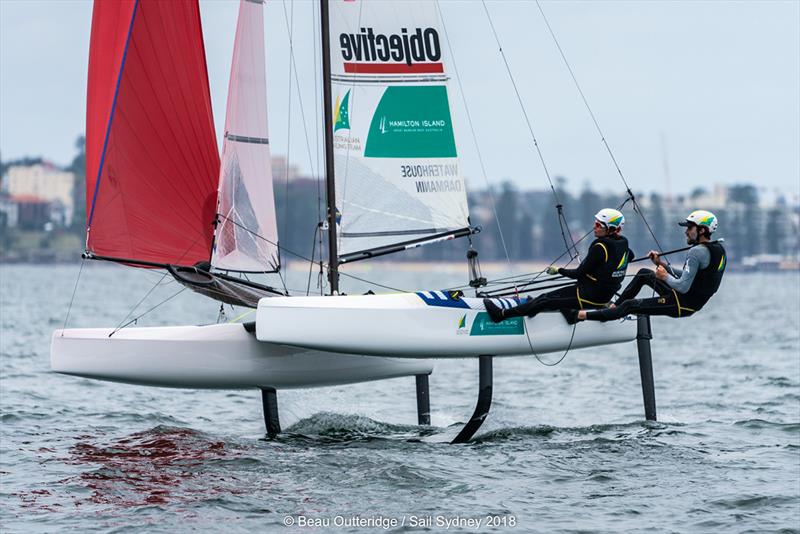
[1,264,798,532]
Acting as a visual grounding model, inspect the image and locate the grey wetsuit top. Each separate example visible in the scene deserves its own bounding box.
[664,245,711,294]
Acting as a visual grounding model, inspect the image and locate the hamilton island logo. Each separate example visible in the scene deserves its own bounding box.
[334,90,351,132]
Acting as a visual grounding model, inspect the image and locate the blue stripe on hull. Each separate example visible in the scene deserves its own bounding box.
[416,290,470,309]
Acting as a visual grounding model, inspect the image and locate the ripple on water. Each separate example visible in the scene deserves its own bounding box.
[733,419,800,433]
[2,268,799,532]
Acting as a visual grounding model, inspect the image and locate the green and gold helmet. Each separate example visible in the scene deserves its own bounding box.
[594,208,625,230]
[679,210,718,234]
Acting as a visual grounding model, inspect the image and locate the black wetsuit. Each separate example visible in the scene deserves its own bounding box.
[500,235,633,319]
[583,241,726,321]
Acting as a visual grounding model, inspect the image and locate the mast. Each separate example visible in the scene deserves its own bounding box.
[319,0,339,294]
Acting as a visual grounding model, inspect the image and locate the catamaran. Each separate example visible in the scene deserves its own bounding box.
[52,0,653,443]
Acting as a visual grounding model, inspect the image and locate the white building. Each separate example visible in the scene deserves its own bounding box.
[6,162,75,226]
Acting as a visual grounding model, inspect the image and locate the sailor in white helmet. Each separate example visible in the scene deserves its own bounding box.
[573,210,726,322]
[484,208,634,323]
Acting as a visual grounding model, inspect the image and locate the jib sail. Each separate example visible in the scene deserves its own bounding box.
[85,0,220,266]
[211,0,280,273]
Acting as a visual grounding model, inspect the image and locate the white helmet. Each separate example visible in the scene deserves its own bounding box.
[594,208,625,230]
[679,210,718,234]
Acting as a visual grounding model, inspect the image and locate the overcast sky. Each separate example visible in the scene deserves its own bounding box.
[1,0,798,198]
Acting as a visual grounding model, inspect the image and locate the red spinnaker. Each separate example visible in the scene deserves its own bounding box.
[86,0,220,266]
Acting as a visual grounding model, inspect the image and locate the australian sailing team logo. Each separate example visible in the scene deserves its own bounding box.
[334,90,351,132]
[612,250,630,278]
[333,90,361,151]
[457,314,468,335]
[339,27,443,74]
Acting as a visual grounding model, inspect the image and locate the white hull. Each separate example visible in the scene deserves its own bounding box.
[51,324,432,389]
[256,292,637,357]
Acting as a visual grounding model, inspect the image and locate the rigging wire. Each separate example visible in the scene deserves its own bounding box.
[312,0,325,293]
[306,223,319,295]
[110,270,174,336]
[446,194,634,295]
[480,0,580,261]
[100,232,207,336]
[110,287,188,336]
[281,0,295,270]
[332,0,365,255]
[277,269,289,296]
[435,1,513,273]
[217,214,407,293]
[280,0,320,181]
[280,0,330,287]
[61,256,86,334]
[534,0,669,263]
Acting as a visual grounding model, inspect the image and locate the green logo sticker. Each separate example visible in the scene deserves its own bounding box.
[457,313,468,335]
[469,313,524,336]
[364,85,457,158]
[334,90,351,132]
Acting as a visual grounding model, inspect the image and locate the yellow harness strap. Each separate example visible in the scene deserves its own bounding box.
[671,289,696,317]
[595,242,609,263]
[576,287,609,310]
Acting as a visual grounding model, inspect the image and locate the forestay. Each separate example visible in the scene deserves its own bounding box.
[211,0,280,273]
[328,0,470,257]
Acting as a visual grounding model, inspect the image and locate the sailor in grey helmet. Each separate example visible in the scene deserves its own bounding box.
[571,210,726,322]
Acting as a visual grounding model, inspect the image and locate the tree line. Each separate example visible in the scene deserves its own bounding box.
[3,137,796,266]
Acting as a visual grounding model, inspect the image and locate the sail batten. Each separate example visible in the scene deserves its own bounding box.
[328,0,471,258]
[86,0,220,266]
[210,0,280,273]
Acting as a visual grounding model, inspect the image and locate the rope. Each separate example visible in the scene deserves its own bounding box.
[526,318,579,367]
[481,0,579,259]
[228,309,255,323]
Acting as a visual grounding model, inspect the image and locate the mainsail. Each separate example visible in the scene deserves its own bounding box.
[86,0,220,266]
[211,0,280,273]
[328,0,471,259]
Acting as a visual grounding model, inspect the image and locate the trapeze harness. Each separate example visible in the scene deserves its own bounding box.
[584,241,726,321]
[501,235,632,319]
